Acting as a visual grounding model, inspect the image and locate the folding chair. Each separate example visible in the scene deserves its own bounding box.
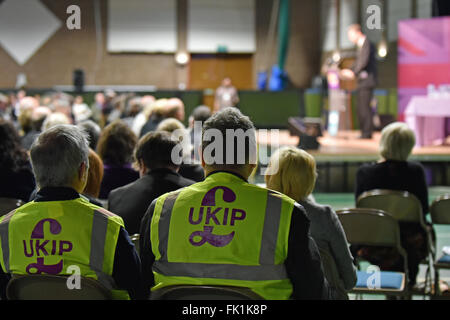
[151,285,263,300]
[356,189,435,295]
[0,197,24,216]
[336,208,409,299]
[7,274,112,300]
[430,195,450,297]
[318,247,349,300]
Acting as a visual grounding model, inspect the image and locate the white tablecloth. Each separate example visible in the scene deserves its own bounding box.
[405,96,450,147]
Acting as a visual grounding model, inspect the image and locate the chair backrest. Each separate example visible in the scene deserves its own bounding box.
[0,197,24,216]
[7,274,112,300]
[318,247,348,300]
[336,208,402,248]
[337,208,409,285]
[430,195,450,225]
[356,189,423,224]
[152,285,263,300]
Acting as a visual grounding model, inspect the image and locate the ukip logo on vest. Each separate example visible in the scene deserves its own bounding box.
[23,218,73,274]
[188,186,246,247]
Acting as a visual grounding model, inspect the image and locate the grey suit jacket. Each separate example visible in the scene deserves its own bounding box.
[351,37,377,89]
[299,198,357,294]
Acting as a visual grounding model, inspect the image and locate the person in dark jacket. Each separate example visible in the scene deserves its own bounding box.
[156,118,205,182]
[97,120,139,199]
[0,120,36,202]
[341,24,377,139]
[108,131,195,235]
[354,122,432,286]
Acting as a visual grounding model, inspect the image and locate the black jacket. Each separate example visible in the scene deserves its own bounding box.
[351,37,377,89]
[108,168,195,235]
[355,160,429,215]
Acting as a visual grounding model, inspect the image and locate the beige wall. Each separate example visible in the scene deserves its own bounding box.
[0,0,322,89]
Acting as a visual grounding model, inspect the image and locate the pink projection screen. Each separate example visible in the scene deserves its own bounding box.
[397,17,450,120]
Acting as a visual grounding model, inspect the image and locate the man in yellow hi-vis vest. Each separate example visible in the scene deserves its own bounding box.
[140,107,330,299]
[0,125,145,300]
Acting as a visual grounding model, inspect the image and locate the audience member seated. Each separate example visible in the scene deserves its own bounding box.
[78,120,101,150]
[42,112,71,131]
[0,124,145,300]
[21,106,51,150]
[97,120,139,199]
[17,106,34,138]
[0,120,36,202]
[121,97,143,129]
[265,147,357,299]
[72,95,92,124]
[82,149,105,207]
[354,122,432,286]
[108,131,195,235]
[156,118,205,182]
[131,95,155,137]
[188,105,212,161]
[50,99,73,123]
[139,108,331,300]
[139,99,168,137]
[165,98,185,122]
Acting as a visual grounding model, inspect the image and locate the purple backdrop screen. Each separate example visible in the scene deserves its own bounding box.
[398,17,450,120]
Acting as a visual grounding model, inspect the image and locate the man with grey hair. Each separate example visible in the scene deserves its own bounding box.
[0,125,145,300]
[140,108,331,299]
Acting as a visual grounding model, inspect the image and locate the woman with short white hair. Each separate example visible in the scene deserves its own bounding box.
[266,147,357,299]
[354,121,430,287]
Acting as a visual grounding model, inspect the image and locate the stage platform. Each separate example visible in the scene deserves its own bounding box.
[256,130,450,192]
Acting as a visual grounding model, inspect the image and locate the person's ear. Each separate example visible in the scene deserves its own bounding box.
[79,161,87,181]
[199,146,205,168]
[139,159,147,176]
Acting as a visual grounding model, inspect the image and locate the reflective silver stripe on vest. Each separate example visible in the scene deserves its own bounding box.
[259,191,282,265]
[154,189,289,282]
[0,210,16,273]
[90,210,115,289]
[154,261,288,281]
[158,192,182,260]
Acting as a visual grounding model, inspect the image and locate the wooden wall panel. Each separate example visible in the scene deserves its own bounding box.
[189,54,253,90]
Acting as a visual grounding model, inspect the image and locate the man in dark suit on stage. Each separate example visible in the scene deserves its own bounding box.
[341,24,377,139]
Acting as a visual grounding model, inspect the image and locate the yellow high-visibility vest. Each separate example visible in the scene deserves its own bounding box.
[150,171,296,300]
[0,196,129,300]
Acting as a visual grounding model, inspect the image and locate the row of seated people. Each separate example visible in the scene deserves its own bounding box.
[0,107,432,299]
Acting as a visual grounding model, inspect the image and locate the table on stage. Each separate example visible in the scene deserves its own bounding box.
[405,95,450,147]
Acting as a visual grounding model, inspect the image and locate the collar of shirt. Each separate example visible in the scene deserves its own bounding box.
[148,167,179,177]
[35,187,80,202]
[205,170,248,183]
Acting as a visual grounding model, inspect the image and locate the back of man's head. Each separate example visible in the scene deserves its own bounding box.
[202,107,256,171]
[30,124,89,189]
[135,131,180,172]
[192,105,212,123]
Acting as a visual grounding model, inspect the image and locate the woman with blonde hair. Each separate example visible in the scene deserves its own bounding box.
[266,146,357,299]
